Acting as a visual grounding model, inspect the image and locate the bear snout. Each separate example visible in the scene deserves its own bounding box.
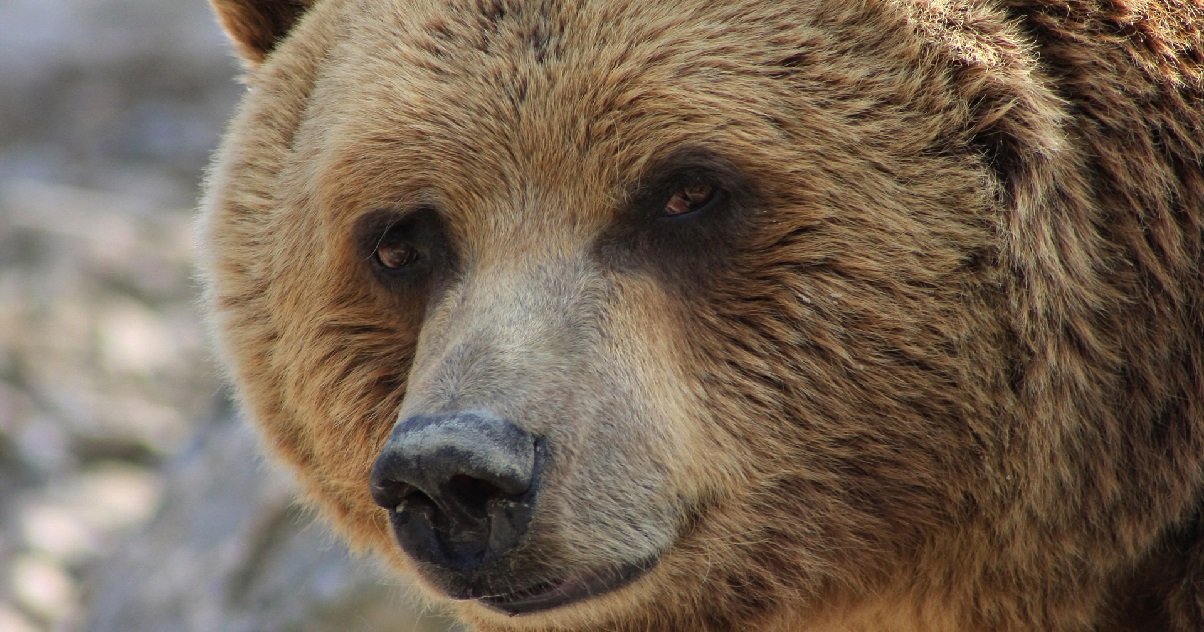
[369,411,542,576]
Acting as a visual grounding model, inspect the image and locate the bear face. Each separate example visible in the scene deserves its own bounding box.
[201,0,1204,630]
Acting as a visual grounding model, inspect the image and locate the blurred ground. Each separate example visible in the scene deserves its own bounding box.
[0,2,452,630]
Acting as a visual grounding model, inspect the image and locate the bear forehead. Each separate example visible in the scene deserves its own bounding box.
[293,0,834,230]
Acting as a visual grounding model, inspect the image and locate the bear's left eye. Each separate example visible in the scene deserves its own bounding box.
[662,178,719,217]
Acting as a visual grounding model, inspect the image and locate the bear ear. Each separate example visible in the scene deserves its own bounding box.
[210,0,315,64]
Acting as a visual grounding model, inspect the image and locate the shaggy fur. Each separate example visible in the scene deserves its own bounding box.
[200,0,1204,630]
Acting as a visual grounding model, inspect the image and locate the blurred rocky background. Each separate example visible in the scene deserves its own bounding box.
[0,2,456,630]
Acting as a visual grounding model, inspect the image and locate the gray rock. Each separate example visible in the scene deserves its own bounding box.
[77,408,460,632]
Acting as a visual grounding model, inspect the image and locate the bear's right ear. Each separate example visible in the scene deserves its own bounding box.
[210,0,315,65]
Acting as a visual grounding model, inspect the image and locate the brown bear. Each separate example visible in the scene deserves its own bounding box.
[198,0,1204,630]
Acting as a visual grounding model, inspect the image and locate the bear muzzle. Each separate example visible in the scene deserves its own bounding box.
[369,410,658,615]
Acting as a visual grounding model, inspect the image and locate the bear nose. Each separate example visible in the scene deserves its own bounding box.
[369,411,539,572]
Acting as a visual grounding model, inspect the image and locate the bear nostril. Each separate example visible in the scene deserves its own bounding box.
[445,474,501,517]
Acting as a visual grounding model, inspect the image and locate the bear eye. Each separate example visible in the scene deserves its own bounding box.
[374,228,421,269]
[356,206,449,288]
[662,178,719,217]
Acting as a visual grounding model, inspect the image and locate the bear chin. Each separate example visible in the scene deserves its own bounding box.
[470,558,656,616]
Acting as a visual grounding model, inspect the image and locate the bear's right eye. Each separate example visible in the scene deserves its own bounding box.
[356,207,451,288]
[375,232,420,269]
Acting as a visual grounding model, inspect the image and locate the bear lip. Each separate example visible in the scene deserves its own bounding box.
[474,558,656,616]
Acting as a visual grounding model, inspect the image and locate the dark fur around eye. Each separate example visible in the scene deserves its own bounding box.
[595,149,757,289]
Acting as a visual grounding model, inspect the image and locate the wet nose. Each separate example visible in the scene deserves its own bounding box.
[369,411,539,572]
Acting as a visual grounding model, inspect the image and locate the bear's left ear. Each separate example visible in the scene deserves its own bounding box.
[210,0,315,65]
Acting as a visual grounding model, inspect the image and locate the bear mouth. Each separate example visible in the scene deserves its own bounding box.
[475,558,656,615]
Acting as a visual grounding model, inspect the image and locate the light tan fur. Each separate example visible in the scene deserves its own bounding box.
[200,0,1204,630]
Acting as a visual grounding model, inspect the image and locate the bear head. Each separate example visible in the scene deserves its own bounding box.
[200,0,1204,630]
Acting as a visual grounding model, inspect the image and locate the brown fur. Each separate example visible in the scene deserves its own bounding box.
[200,0,1204,630]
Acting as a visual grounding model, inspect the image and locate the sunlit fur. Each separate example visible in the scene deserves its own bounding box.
[200,0,1204,630]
